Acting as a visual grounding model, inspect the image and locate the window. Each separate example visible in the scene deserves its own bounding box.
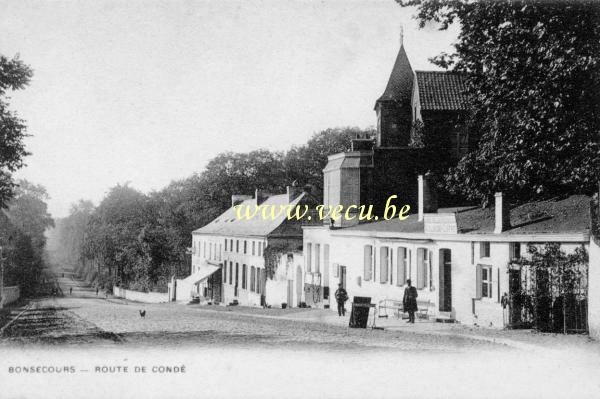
[323,244,330,286]
[314,244,321,273]
[224,239,228,252]
[416,248,429,289]
[380,246,389,283]
[510,242,521,260]
[477,265,493,299]
[219,244,222,261]
[230,239,233,252]
[252,241,256,256]
[244,240,247,254]
[229,261,233,285]
[470,242,475,264]
[193,241,196,255]
[258,242,263,256]
[396,247,407,286]
[236,240,240,253]
[363,245,373,281]
[250,266,256,292]
[242,264,247,289]
[203,242,206,259]
[480,242,490,258]
[223,261,227,283]
[256,268,262,295]
[306,243,312,272]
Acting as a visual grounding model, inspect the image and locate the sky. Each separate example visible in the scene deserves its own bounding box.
[0,0,458,218]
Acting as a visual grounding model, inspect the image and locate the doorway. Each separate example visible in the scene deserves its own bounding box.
[296,266,303,306]
[287,279,294,307]
[509,268,522,326]
[438,249,452,312]
[339,266,347,289]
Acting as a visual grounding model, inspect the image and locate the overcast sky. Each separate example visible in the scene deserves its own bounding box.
[1,0,458,218]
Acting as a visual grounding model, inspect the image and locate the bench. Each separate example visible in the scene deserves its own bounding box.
[378,298,431,320]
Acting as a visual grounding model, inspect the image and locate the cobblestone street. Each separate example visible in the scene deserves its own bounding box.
[1,276,500,351]
[2,276,600,399]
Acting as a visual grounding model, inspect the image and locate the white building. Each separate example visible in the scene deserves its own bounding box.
[175,186,315,308]
[303,176,592,328]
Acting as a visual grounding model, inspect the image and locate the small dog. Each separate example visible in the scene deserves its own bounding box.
[139,309,146,318]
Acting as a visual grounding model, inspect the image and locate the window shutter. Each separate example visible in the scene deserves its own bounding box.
[380,247,388,283]
[396,248,406,286]
[476,264,482,299]
[416,249,425,289]
[372,247,376,282]
[389,248,394,285]
[363,245,372,281]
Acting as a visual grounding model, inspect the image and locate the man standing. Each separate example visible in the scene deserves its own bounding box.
[334,283,348,317]
[403,279,418,323]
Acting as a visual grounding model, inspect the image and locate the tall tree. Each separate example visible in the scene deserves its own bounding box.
[398,0,600,206]
[0,55,33,207]
[284,127,375,199]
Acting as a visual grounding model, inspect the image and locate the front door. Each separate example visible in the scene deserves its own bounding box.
[509,268,522,325]
[339,266,347,289]
[439,249,452,312]
[287,279,294,307]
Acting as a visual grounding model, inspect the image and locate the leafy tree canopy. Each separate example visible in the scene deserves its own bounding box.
[0,55,33,207]
[398,0,600,206]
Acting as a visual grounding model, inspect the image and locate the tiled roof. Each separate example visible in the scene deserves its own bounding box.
[376,45,414,105]
[335,195,591,236]
[193,193,307,237]
[416,71,468,111]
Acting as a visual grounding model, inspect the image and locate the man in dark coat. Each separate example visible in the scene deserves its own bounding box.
[334,283,349,317]
[403,279,418,323]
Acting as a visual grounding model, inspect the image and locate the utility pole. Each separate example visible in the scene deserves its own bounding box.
[0,245,5,308]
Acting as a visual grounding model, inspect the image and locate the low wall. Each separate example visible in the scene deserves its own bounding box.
[1,286,20,307]
[112,286,168,304]
[589,238,600,339]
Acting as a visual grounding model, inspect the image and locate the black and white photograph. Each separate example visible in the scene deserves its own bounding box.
[0,1,599,398]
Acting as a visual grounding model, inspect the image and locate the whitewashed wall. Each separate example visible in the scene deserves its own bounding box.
[1,286,20,307]
[589,237,600,339]
[112,286,168,303]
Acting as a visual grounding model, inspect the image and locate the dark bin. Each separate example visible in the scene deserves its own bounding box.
[349,296,372,328]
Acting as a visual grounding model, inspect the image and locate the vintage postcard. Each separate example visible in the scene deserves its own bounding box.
[1,1,599,398]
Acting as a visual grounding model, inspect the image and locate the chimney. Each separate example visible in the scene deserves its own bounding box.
[255,189,268,205]
[286,185,302,202]
[231,194,252,208]
[494,192,511,234]
[418,174,438,221]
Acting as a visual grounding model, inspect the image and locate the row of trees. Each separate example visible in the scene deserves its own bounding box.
[1,181,54,296]
[50,127,374,292]
[0,54,54,297]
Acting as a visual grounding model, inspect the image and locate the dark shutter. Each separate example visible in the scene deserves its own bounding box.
[476,264,482,299]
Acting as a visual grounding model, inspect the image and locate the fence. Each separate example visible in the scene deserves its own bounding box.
[112,286,168,303]
[509,254,588,333]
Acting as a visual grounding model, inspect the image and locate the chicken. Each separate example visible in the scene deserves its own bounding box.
[139,309,146,318]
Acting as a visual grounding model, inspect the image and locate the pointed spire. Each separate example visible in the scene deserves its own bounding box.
[399,24,404,47]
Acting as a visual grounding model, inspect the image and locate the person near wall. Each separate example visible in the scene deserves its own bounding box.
[501,292,509,327]
[334,283,349,317]
[403,279,418,323]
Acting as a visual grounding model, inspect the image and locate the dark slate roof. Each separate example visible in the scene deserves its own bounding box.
[376,45,414,105]
[336,195,591,236]
[415,71,468,111]
[193,193,307,237]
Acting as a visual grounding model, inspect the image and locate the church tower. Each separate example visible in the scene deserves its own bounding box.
[374,31,414,147]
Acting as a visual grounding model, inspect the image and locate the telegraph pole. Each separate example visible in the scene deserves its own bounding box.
[0,245,4,308]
